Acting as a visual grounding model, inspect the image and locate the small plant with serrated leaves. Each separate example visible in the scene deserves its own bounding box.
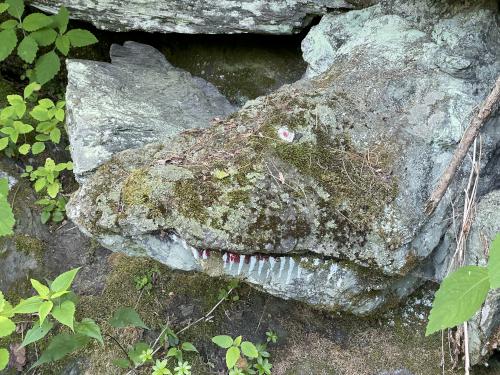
[22,158,72,198]
[0,0,97,84]
[426,234,500,336]
[0,268,103,371]
[218,279,240,302]
[212,334,274,375]
[0,177,15,236]
[0,82,66,157]
[35,195,67,223]
[134,266,159,293]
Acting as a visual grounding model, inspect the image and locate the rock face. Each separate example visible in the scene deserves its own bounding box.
[66,41,235,182]
[32,0,358,34]
[67,0,500,315]
[467,190,500,365]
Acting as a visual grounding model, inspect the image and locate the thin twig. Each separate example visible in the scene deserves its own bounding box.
[105,333,131,362]
[426,76,500,215]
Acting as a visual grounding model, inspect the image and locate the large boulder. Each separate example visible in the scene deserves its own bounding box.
[31,0,363,35]
[67,0,499,315]
[66,41,235,182]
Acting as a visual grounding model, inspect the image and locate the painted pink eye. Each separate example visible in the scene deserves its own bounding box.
[278,127,294,143]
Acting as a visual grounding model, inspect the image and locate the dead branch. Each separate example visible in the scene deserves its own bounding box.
[426,76,500,215]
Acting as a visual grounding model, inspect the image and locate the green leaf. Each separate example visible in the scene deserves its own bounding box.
[241,341,258,358]
[31,333,91,368]
[50,267,80,293]
[34,51,60,85]
[13,296,43,313]
[0,137,9,151]
[18,143,30,155]
[41,210,51,224]
[21,320,53,347]
[34,177,46,192]
[23,13,53,32]
[127,342,150,366]
[181,342,198,352]
[488,234,500,289]
[75,318,103,344]
[31,278,50,298]
[24,82,41,99]
[0,28,17,62]
[109,307,148,329]
[38,300,53,325]
[213,169,230,180]
[0,348,8,371]
[53,6,69,34]
[49,127,61,143]
[0,3,9,13]
[31,141,45,155]
[0,19,17,30]
[6,0,23,18]
[30,28,57,47]
[66,29,98,47]
[39,98,55,109]
[233,335,242,346]
[426,265,490,336]
[55,34,70,56]
[17,35,38,63]
[55,108,65,122]
[0,178,8,198]
[113,358,131,369]
[212,335,233,349]
[46,181,59,198]
[0,316,15,337]
[30,106,50,121]
[226,346,240,369]
[0,199,15,236]
[51,300,75,330]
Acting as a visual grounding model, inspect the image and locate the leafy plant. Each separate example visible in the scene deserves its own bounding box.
[0,177,15,236]
[0,268,102,371]
[134,266,159,292]
[22,158,73,198]
[35,195,67,223]
[218,279,240,302]
[212,335,267,374]
[426,234,500,336]
[0,0,97,84]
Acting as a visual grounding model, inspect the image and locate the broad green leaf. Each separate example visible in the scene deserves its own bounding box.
[14,121,32,134]
[18,143,30,155]
[21,320,53,347]
[34,177,46,192]
[41,210,51,224]
[17,35,38,63]
[14,296,44,314]
[55,108,64,122]
[51,300,75,330]
[488,234,500,289]
[38,300,53,325]
[109,307,148,329]
[23,13,53,32]
[34,51,60,85]
[127,342,150,366]
[31,279,50,298]
[39,98,54,108]
[181,342,198,352]
[241,341,258,358]
[233,335,242,346]
[31,141,45,155]
[0,20,17,30]
[426,265,490,336]
[6,0,23,18]
[113,358,131,369]
[0,137,9,151]
[0,199,15,236]
[0,28,17,62]
[0,3,9,13]
[50,267,80,293]
[31,333,91,368]
[0,316,15,337]
[30,106,50,121]
[0,348,8,371]
[226,346,240,369]
[66,29,98,47]
[75,318,103,344]
[47,181,59,198]
[212,335,233,349]
[24,82,41,99]
[0,300,13,318]
[55,34,70,56]
[53,6,69,34]
[30,28,57,47]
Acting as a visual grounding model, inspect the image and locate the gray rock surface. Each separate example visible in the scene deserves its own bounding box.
[67,0,499,314]
[32,0,357,34]
[467,190,500,365]
[66,41,235,182]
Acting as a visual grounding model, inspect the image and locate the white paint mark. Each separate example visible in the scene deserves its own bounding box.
[286,258,296,284]
[249,256,257,274]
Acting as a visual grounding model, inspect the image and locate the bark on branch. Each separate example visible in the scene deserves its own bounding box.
[425,76,500,215]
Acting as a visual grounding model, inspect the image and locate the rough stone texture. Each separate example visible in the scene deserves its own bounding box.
[66,41,235,182]
[67,0,500,314]
[32,0,357,35]
[466,190,500,365]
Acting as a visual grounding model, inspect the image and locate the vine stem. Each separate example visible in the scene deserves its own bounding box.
[105,333,132,363]
[124,287,235,375]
